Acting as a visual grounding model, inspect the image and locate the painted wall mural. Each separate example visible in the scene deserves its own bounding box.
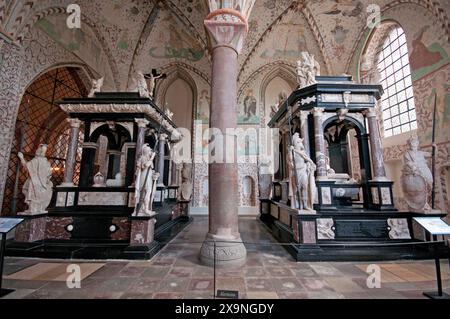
[148,14,204,62]
[35,16,114,90]
[259,20,308,60]
[414,65,450,145]
[197,89,210,123]
[238,89,260,125]
[409,26,449,82]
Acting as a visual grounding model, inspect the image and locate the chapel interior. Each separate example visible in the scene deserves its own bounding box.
[0,0,449,299]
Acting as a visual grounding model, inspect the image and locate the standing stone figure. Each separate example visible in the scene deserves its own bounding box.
[270,91,288,118]
[88,77,104,97]
[401,134,434,212]
[289,133,317,212]
[180,163,193,201]
[296,52,321,89]
[18,144,53,214]
[136,71,151,98]
[134,144,158,216]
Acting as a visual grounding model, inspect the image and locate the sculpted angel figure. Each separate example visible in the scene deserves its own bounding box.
[88,77,104,97]
[18,144,53,214]
[289,133,317,211]
[134,144,159,216]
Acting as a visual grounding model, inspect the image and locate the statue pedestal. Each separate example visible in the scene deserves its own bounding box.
[129,215,157,245]
[292,214,318,245]
[14,213,47,243]
[368,180,396,211]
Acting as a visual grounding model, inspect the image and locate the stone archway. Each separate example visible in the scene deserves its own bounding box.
[1,66,88,216]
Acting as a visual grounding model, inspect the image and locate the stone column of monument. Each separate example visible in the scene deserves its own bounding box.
[365,108,387,180]
[135,118,149,166]
[157,133,168,186]
[313,107,327,180]
[62,118,82,186]
[170,153,179,187]
[300,111,310,155]
[199,8,250,267]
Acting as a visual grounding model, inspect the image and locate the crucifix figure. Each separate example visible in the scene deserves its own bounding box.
[145,69,167,98]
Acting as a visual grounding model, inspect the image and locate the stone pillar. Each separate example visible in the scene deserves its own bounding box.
[199,10,249,267]
[134,118,149,165]
[170,161,179,186]
[365,108,387,180]
[0,40,23,208]
[157,133,168,186]
[313,108,327,180]
[62,118,82,186]
[300,111,310,156]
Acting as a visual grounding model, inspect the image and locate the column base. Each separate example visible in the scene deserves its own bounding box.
[199,234,247,268]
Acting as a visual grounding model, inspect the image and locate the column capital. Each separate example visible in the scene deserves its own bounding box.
[204,11,248,53]
[300,111,309,122]
[67,118,82,128]
[364,108,377,118]
[135,118,150,128]
[312,107,325,117]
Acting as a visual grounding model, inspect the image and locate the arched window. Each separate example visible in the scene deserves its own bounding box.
[2,67,87,215]
[377,27,417,137]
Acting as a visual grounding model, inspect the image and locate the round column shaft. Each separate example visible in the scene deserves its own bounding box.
[62,118,81,186]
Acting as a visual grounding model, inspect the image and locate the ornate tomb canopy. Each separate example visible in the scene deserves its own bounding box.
[268,75,383,129]
[58,92,182,142]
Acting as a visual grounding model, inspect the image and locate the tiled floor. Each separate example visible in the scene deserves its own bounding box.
[2,217,449,299]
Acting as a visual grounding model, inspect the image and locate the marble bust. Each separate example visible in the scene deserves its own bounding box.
[296,52,321,89]
[401,134,434,212]
[289,133,317,212]
[18,144,53,215]
[134,144,157,216]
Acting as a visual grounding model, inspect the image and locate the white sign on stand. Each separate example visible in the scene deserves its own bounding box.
[413,217,450,235]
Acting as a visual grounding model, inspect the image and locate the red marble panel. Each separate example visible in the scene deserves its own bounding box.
[45,217,73,240]
[111,217,131,241]
[14,216,46,242]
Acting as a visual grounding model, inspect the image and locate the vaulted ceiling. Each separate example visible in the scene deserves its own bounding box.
[1,0,449,90]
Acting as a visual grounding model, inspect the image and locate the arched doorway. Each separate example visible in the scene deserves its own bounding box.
[1,67,88,216]
[323,116,372,206]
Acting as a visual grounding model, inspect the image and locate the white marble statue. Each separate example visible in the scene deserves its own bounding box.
[134,144,157,216]
[18,144,53,214]
[270,91,288,118]
[289,133,317,212]
[136,71,151,98]
[165,106,174,120]
[88,77,104,97]
[180,163,193,201]
[296,52,321,89]
[401,134,435,213]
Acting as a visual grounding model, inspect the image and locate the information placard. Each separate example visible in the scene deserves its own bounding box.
[0,218,24,234]
[413,217,450,235]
